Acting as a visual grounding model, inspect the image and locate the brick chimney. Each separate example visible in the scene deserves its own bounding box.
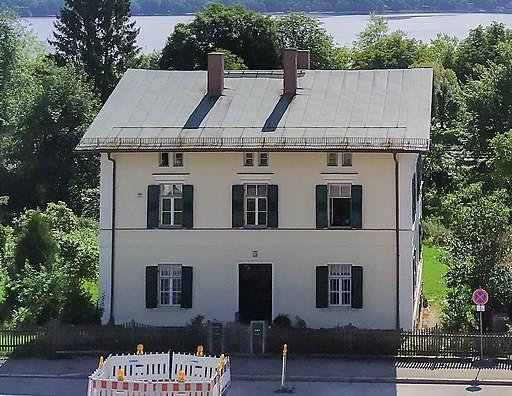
[208,52,224,96]
[297,49,311,70]
[283,48,297,96]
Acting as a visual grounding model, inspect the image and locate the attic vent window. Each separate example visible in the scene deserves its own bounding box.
[159,153,169,167]
[174,152,184,167]
[342,152,353,167]
[244,152,254,166]
[327,152,338,166]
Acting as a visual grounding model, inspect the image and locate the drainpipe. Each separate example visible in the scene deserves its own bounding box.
[107,152,117,325]
[393,152,400,331]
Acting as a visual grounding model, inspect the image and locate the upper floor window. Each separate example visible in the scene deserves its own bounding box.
[328,184,351,227]
[244,152,254,166]
[327,152,338,166]
[159,264,182,306]
[341,152,352,167]
[329,264,352,306]
[259,152,269,166]
[246,184,267,227]
[174,152,184,167]
[159,153,169,167]
[161,184,183,227]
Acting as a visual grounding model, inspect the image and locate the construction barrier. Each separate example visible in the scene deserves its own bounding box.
[87,349,230,396]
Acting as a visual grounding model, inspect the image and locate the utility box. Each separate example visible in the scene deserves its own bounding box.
[250,320,266,354]
[208,321,224,354]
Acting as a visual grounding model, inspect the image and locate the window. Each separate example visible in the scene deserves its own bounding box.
[161,184,183,227]
[328,184,351,227]
[246,184,267,226]
[244,152,254,166]
[159,264,182,306]
[159,153,169,167]
[341,152,352,167]
[174,152,184,167]
[259,152,269,166]
[327,152,338,166]
[146,265,193,309]
[316,265,363,309]
[329,264,352,306]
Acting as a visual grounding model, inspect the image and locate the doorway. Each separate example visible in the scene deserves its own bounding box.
[238,264,272,323]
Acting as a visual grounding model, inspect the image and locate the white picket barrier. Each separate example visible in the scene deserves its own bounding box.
[87,351,230,396]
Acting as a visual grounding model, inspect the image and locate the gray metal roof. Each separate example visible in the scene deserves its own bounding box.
[77,68,433,152]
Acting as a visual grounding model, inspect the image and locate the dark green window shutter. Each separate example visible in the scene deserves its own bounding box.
[181,266,193,308]
[145,266,158,309]
[351,266,363,309]
[316,266,328,308]
[315,185,328,229]
[232,184,244,228]
[183,185,194,229]
[268,185,278,228]
[147,185,160,229]
[351,185,362,229]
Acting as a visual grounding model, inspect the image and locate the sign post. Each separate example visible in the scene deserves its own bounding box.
[472,288,489,362]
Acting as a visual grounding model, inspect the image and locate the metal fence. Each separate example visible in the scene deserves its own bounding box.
[1,322,512,359]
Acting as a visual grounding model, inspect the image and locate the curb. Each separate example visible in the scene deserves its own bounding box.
[231,374,512,386]
[1,372,512,387]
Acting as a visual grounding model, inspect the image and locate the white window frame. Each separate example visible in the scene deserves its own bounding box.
[341,152,352,167]
[159,152,169,167]
[158,264,182,307]
[258,152,269,166]
[174,152,184,167]
[160,184,183,227]
[245,184,267,227]
[328,264,352,307]
[327,152,338,166]
[244,152,254,166]
[328,184,351,227]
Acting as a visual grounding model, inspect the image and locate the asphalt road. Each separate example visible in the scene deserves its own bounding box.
[0,379,511,396]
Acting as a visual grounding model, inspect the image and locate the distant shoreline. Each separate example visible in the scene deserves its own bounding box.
[21,10,512,18]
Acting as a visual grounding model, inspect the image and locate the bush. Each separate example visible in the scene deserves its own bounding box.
[422,216,450,246]
[272,314,291,328]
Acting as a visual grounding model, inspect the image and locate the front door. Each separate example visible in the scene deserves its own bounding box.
[238,264,272,323]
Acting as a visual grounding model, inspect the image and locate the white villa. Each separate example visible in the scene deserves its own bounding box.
[77,49,433,330]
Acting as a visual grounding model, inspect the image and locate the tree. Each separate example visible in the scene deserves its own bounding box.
[7,57,100,215]
[453,22,512,83]
[159,3,281,70]
[12,210,57,276]
[351,15,425,70]
[274,12,350,70]
[50,0,141,102]
[441,184,511,330]
[2,203,100,326]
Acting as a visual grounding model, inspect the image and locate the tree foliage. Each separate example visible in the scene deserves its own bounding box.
[50,0,141,102]
[351,15,425,69]
[159,3,281,70]
[2,203,100,327]
[275,12,350,70]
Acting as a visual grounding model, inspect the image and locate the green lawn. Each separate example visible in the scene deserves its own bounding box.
[422,245,448,307]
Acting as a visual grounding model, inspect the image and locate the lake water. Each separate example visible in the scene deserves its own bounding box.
[25,13,512,53]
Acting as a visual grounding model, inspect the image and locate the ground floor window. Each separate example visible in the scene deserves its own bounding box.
[329,264,352,306]
[159,264,182,306]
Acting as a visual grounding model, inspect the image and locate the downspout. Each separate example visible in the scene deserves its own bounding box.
[107,152,116,325]
[393,152,400,331]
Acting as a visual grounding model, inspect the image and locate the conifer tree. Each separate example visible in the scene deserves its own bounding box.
[50,0,140,103]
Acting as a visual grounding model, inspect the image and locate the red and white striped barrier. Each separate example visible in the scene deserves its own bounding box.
[87,351,230,396]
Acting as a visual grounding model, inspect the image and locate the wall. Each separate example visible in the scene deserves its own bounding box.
[99,151,419,329]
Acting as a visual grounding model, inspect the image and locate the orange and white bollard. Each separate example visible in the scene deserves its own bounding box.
[274,344,294,393]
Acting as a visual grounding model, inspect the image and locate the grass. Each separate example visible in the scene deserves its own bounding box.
[422,245,448,307]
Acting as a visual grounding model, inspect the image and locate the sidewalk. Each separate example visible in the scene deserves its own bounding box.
[0,354,511,385]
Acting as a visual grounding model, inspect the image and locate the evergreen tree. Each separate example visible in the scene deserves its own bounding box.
[50,0,141,102]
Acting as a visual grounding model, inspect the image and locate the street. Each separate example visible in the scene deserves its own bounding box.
[0,378,511,396]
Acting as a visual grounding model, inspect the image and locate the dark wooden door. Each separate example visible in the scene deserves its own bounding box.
[238,264,272,323]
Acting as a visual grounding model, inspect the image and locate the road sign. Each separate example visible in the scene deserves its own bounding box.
[472,289,489,305]
[476,304,485,312]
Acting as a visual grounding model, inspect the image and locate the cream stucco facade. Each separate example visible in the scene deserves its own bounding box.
[98,151,422,330]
